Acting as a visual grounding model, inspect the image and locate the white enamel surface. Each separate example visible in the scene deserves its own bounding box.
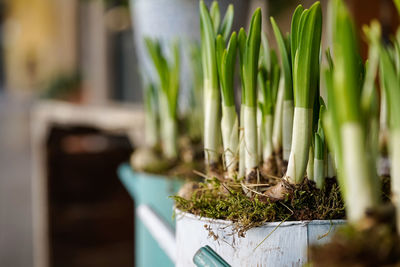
[176,211,345,267]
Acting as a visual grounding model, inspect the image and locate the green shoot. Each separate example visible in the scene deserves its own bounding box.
[143,81,159,148]
[285,2,322,184]
[216,32,239,175]
[144,38,180,159]
[378,18,400,233]
[324,0,380,223]
[239,8,262,178]
[200,0,221,169]
[271,16,294,162]
[188,42,204,141]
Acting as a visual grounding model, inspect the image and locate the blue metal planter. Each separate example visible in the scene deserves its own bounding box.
[118,163,183,267]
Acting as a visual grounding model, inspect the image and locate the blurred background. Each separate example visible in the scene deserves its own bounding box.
[0,0,398,266]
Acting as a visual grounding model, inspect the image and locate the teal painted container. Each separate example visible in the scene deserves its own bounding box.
[118,163,183,267]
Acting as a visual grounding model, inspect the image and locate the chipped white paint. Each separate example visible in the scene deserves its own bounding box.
[176,210,345,267]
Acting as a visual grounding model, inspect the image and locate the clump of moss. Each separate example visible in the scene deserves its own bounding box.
[173,177,345,235]
[309,213,400,267]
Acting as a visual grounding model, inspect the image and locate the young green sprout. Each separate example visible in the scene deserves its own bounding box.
[144,38,180,159]
[259,33,284,169]
[377,21,400,233]
[271,14,293,165]
[216,32,239,176]
[143,81,159,148]
[188,43,204,142]
[272,74,284,163]
[200,0,234,172]
[314,102,326,189]
[238,8,262,181]
[323,0,380,223]
[238,28,246,178]
[285,2,322,184]
[258,59,280,173]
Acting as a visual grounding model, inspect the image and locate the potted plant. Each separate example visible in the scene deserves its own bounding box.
[173,1,351,266]
[119,37,205,267]
[310,0,400,265]
[129,0,250,109]
[119,4,236,267]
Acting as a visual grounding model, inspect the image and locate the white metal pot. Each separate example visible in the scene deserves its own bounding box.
[175,210,345,267]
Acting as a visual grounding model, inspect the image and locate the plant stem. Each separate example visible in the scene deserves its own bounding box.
[200,1,221,168]
[239,105,246,178]
[271,16,294,162]
[285,2,322,184]
[159,93,178,158]
[263,114,274,163]
[341,123,378,222]
[307,146,314,181]
[283,100,294,161]
[239,8,262,177]
[314,133,325,188]
[145,111,158,148]
[326,152,336,178]
[272,76,284,153]
[203,84,220,165]
[314,159,324,188]
[221,105,239,175]
[286,107,312,184]
[244,105,258,174]
[391,130,400,234]
[257,106,263,161]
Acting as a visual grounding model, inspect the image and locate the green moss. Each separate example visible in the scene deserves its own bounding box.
[173,178,345,234]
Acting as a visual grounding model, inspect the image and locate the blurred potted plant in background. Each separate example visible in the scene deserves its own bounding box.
[310,0,400,264]
[119,2,246,266]
[40,71,82,103]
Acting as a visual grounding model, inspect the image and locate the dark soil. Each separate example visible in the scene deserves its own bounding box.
[309,209,400,267]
